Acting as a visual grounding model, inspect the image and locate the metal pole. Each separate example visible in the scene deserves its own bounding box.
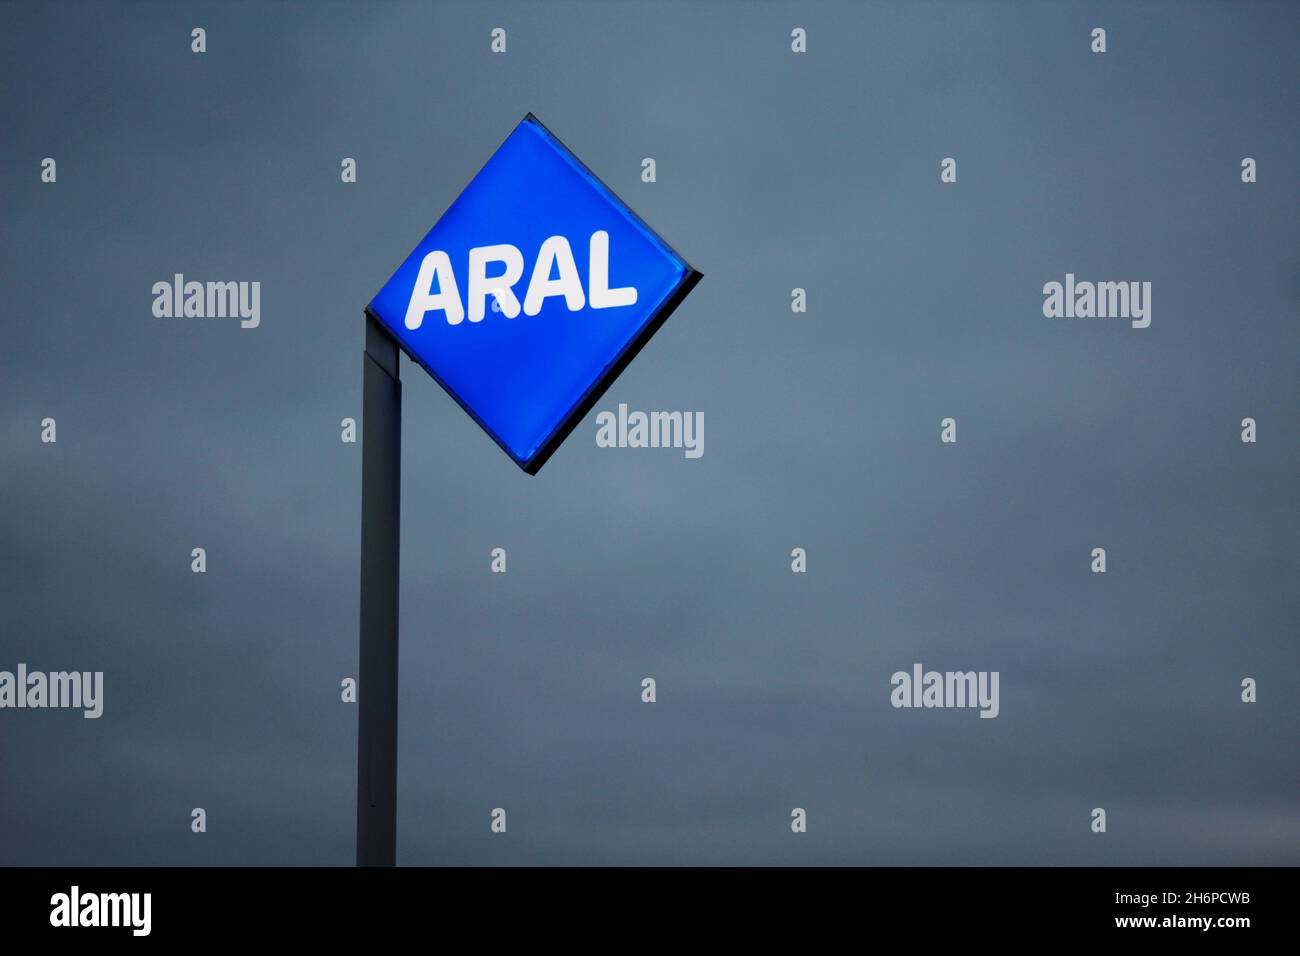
[357,315,400,866]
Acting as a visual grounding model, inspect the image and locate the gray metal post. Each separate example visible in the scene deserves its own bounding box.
[357,315,401,866]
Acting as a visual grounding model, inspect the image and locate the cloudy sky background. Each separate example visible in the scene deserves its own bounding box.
[1,0,1296,865]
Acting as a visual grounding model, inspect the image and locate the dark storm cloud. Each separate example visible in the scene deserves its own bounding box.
[1,0,1296,865]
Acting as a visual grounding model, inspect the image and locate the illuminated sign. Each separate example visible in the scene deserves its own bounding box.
[367,114,701,473]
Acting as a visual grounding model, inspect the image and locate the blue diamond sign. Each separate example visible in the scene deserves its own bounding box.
[366,113,702,474]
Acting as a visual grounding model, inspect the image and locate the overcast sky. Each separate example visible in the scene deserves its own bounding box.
[1,0,1296,865]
